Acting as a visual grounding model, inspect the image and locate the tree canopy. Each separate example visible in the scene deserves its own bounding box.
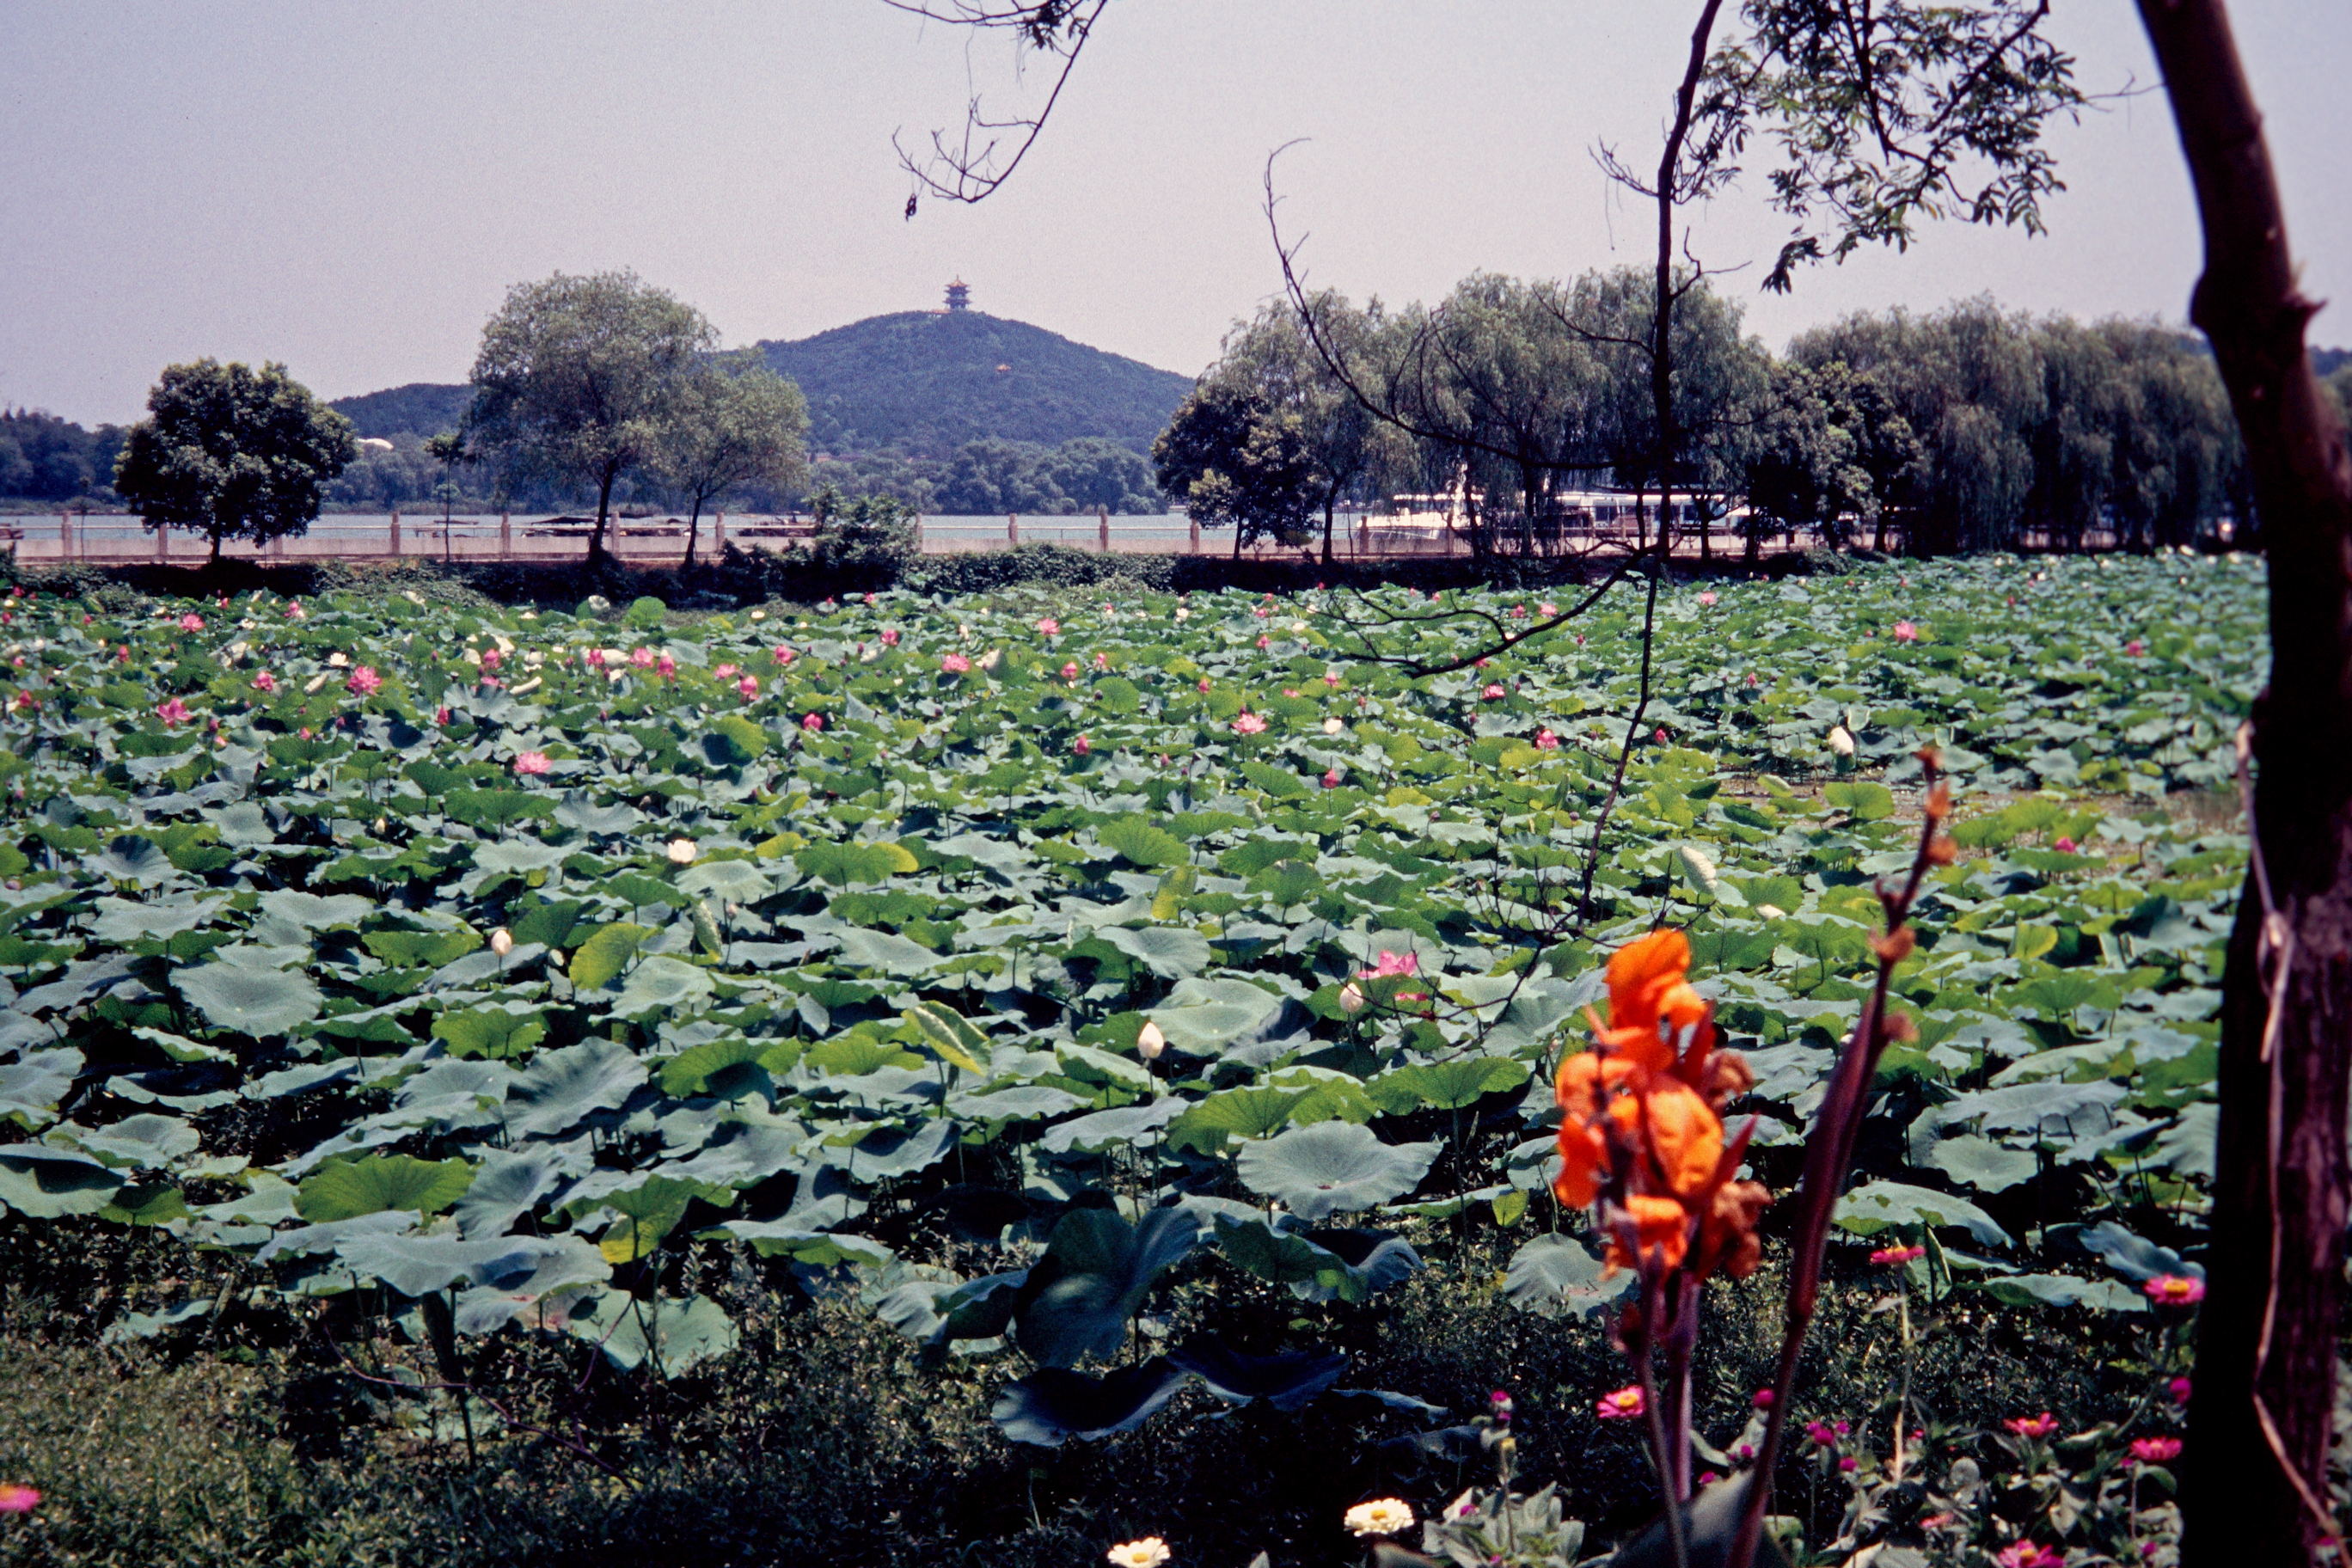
[652,351,810,567]
[110,358,356,562]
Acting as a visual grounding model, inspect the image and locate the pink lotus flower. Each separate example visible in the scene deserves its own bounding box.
[1232,712,1268,735]
[774,646,796,665]
[941,652,971,674]
[1534,728,1559,750]
[481,647,502,671]
[115,645,130,664]
[0,1485,39,1514]
[285,599,304,618]
[1073,734,1091,756]
[156,696,192,726]
[2125,638,2145,656]
[881,628,900,646]
[585,648,605,668]
[435,706,451,726]
[513,751,550,775]
[1253,606,1270,618]
[1654,726,1668,743]
[1698,591,1718,606]
[737,675,759,699]
[630,646,655,669]
[1093,651,1108,669]
[1324,673,1339,688]
[2054,836,2078,854]
[1256,634,1271,649]
[1871,1245,1926,1266]
[2144,1273,2205,1306]
[714,663,739,680]
[8,691,34,714]
[1061,661,1081,681]
[1539,603,1558,616]
[1481,683,1505,701]
[1891,621,1919,642]
[1197,678,1211,693]
[2129,1436,2182,1464]
[2005,1412,2060,1439]
[253,672,276,693]
[657,652,676,677]
[1037,617,1060,636]
[1596,1386,1645,1419]
[1510,603,1528,619]
[179,612,205,631]
[801,713,824,732]
[346,666,382,695]
[1474,657,1491,669]
[1363,950,1418,979]
[1322,768,1341,789]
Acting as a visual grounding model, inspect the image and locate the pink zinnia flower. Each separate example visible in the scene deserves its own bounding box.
[801,713,823,732]
[253,672,277,693]
[1752,1389,1775,1409]
[1073,734,1091,756]
[714,663,739,680]
[1891,621,1919,642]
[774,646,796,665]
[1871,1245,1926,1266]
[1534,728,1559,750]
[881,628,900,646]
[1322,768,1341,789]
[1698,591,1718,606]
[737,675,759,699]
[156,697,192,726]
[941,652,971,673]
[1481,683,1505,701]
[1232,712,1268,735]
[2129,1436,2182,1465]
[179,612,205,631]
[1995,1546,2063,1568]
[2169,1376,2192,1405]
[0,1485,39,1513]
[1807,1421,1837,1446]
[2005,1412,2060,1439]
[513,751,550,775]
[2144,1273,2205,1306]
[346,666,382,695]
[1037,617,1059,636]
[1596,1386,1645,1419]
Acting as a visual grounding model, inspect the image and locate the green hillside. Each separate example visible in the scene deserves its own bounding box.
[329,382,473,441]
[755,309,1194,457]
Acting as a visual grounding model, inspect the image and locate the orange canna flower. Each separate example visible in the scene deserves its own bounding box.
[1589,928,1713,1069]
[1615,1193,1694,1270]
[1639,1077,1724,1201]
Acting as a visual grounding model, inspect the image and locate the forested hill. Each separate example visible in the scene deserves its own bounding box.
[328,383,474,441]
[754,310,1194,457]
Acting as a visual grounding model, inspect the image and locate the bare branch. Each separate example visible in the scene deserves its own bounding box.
[891,0,1107,206]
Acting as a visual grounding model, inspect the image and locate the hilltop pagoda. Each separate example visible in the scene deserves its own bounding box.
[944,278,971,311]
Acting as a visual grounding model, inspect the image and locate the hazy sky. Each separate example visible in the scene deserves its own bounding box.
[3,3,2347,427]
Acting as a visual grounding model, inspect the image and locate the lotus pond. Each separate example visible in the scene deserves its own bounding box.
[0,552,2252,1564]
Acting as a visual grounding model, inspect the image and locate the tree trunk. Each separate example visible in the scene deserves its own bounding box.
[684,496,702,571]
[208,530,222,567]
[591,465,617,564]
[2135,4,2352,1564]
[1321,493,1335,566]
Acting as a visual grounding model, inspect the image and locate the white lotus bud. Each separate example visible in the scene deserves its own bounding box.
[327,652,349,668]
[1136,1020,1167,1061]
[489,928,514,956]
[1828,724,1856,757]
[1756,903,1786,921]
[1323,718,1344,734]
[750,609,767,621]
[977,648,1001,671]
[666,838,698,865]
[1339,981,1366,1014]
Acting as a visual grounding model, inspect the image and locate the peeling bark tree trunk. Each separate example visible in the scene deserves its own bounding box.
[2136,3,2352,1563]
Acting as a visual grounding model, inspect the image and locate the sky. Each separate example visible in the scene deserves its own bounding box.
[3,2,2347,428]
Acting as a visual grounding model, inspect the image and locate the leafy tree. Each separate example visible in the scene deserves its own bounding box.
[466,270,715,562]
[422,431,472,523]
[111,358,356,565]
[652,352,809,567]
[1151,382,1316,555]
[1198,294,1383,561]
[804,484,918,570]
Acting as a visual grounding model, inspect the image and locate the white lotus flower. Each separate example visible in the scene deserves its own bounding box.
[489,928,514,957]
[1136,1020,1167,1061]
[1322,718,1344,735]
[327,652,349,668]
[977,648,1002,671]
[666,838,698,865]
[1828,725,1856,757]
[749,609,767,621]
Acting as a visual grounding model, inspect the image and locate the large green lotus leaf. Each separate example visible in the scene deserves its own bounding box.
[676,858,770,902]
[797,841,918,887]
[442,787,557,830]
[362,927,482,969]
[1234,1122,1438,1222]
[903,1001,989,1074]
[567,1289,738,1377]
[1143,976,1286,1056]
[1097,817,1188,870]
[0,1146,124,1217]
[1822,781,1896,821]
[2073,1220,2200,1285]
[1013,1206,1202,1368]
[254,890,374,931]
[1039,1097,1185,1155]
[991,1358,1190,1447]
[1502,1233,1637,1320]
[704,714,769,764]
[1206,1216,1422,1304]
[1365,1057,1528,1115]
[91,897,229,944]
[335,1229,605,1299]
[948,1084,1090,1124]
[1834,1179,2012,1247]
[0,1048,80,1130]
[583,1173,738,1264]
[700,1219,896,1267]
[654,1038,769,1099]
[470,840,570,879]
[1922,1133,2038,1192]
[57,1113,200,1169]
[1168,1335,1348,1411]
[431,1004,547,1061]
[811,1118,958,1183]
[505,1041,649,1140]
[92,836,175,886]
[1165,1087,1308,1155]
[453,1147,578,1238]
[567,922,652,989]
[1981,1273,2147,1314]
[830,927,940,977]
[176,959,322,1037]
[295,1155,475,1222]
[613,955,715,1017]
[554,794,647,837]
[1091,926,1212,979]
